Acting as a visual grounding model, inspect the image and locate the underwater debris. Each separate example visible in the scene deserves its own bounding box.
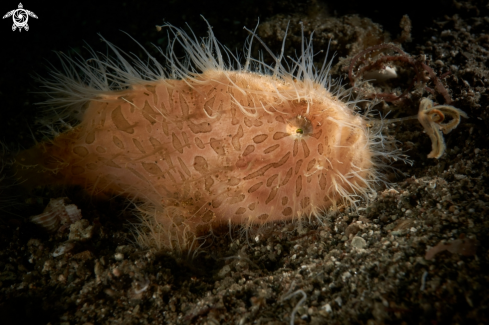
[347,43,468,159]
[30,197,82,232]
[425,235,477,260]
[371,97,467,159]
[417,98,468,159]
[348,43,454,104]
[281,281,308,325]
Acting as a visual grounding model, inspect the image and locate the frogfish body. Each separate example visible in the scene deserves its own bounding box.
[14,22,388,251]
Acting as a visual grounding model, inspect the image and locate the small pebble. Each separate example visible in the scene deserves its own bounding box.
[351,236,367,249]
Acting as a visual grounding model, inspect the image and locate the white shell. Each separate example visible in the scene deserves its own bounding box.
[30,197,82,232]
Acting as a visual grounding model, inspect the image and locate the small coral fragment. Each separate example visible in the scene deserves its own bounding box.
[30,197,82,232]
[417,98,468,159]
[68,219,94,241]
